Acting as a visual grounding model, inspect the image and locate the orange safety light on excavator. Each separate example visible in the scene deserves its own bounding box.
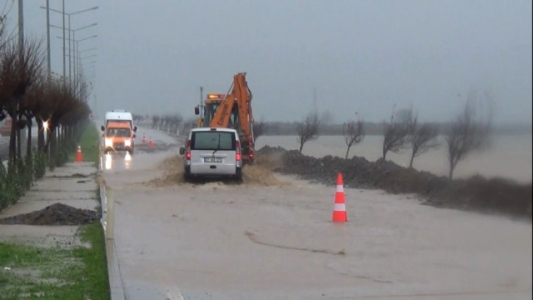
[207,94,224,100]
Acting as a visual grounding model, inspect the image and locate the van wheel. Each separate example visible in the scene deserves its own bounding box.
[235,168,243,183]
[184,167,192,182]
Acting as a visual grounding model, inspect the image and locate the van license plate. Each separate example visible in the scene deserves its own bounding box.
[204,157,222,163]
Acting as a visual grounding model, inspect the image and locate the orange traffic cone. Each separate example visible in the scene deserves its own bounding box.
[332,172,347,223]
[76,145,83,163]
[142,133,146,144]
[148,136,153,148]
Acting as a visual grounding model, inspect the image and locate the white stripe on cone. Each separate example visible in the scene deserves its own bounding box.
[334,203,346,211]
[336,185,344,192]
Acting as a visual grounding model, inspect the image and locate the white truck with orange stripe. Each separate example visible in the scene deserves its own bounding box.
[101,110,137,154]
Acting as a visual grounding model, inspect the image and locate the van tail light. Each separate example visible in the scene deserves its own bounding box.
[235,141,241,161]
[185,140,191,160]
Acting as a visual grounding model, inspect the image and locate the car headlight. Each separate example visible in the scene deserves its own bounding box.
[125,140,131,147]
[105,139,113,146]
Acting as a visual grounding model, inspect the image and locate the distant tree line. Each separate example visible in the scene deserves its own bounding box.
[289,90,493,179]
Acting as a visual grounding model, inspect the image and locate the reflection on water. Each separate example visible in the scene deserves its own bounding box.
[105,153,112,170]
[103,152,133,171]
[125,152,132,170]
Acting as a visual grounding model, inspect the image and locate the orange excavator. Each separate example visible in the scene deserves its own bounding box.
[194,73,255,163]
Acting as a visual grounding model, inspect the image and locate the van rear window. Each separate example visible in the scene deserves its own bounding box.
[191,131,235,151]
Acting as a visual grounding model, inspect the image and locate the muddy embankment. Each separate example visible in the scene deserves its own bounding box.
[256,146,532,221]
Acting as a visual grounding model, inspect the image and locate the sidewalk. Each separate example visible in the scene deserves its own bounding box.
[0,161,125,299]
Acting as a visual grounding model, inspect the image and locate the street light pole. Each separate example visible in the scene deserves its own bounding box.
[41,5,98,85]
[68,14,71,83]
[50,22,97,83]
[57,34,98,84]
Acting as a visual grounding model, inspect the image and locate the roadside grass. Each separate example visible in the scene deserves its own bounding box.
[0,222,110,300]
[0,122,110,299]
[69,122,100,163]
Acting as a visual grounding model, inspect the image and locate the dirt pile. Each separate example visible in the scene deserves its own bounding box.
[256,146,533,220]
[242,147,288,186]
[0,203,100,225]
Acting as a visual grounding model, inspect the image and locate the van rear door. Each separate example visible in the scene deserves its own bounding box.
[189,130,237,175]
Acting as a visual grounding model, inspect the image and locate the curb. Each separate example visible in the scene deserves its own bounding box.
[97,125,126,300]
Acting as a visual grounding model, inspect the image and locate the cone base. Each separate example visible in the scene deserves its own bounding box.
[332,211,347,223]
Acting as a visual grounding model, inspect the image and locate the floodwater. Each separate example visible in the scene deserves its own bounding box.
[99,127,532,299]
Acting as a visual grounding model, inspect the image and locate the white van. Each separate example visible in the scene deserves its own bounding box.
[179,127,243,182]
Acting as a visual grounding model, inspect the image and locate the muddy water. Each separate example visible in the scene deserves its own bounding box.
[102,142,532,299]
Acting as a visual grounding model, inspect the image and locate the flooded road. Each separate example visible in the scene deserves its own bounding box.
[101,126,532,300]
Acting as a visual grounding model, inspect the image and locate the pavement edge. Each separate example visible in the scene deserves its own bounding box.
[97,123,126,300]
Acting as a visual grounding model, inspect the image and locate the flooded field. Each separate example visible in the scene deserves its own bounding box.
[256,134,533,183]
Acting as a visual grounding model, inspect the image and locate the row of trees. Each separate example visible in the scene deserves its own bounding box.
[147,114,266,139]
[0,19,92,210]
[149,114,184,133]
[295,90,492,179]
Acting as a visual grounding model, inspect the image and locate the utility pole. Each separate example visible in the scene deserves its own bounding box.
[62,0,66,86]
[200,86,204,115]
[46,0,51,80]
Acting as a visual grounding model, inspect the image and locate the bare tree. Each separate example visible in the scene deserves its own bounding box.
[446,91,492,179]
[0,37,43,160]
[408,115,439,168]
[382,106,413,160]
[170,114,183,133]
[297,111,320,152]
[152,115,160,129]
[343,119,365,159]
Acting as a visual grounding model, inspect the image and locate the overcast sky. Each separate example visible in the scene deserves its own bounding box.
[3,0,532,124]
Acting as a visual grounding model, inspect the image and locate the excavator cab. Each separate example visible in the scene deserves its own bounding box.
[202,102,220,127]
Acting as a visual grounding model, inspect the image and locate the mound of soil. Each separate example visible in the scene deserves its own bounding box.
[0,203,100,225]
[256,146,532,220]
